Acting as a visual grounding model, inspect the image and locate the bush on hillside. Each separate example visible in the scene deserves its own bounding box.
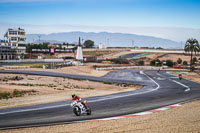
[166,60,173,67]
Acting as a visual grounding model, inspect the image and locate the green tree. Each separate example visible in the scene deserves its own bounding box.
[183,61,188,65]
[83,40,94,48]
[184,38,200,71]
[166,60,173,67]
[150,59,161,66]
[26,43,49,53]
[177,58,182,64]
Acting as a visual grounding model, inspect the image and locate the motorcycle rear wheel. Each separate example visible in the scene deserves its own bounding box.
[87,107,91,115]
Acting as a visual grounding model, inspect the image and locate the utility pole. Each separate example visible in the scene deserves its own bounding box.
[107,38,109,48]
[38,35,41,44]
[132,40,134,49]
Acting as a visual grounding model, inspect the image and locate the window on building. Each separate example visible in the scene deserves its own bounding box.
[9,31,17,35]
[18,32,25,35]
[19,38,25,41]
[11,37,17,41]
[18,44,26,47]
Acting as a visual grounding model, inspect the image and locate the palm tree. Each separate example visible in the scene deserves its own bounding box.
[184,38,200,71]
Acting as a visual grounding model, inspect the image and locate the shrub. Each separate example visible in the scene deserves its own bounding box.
[166,60,173,67]
[138,60,144,66]
[0,92,12,99]
[191,66,195,72]
[111,59,129,64]
[173,62,177,66]
[150,59,161,66]
[103,81,112,85]
[30,64,44,68]
[192,57,197,64]
[183,61,188,65]
[177,58,182,64]
[0,89,37,100]
[13,89,37,97]
[13,89,23,97]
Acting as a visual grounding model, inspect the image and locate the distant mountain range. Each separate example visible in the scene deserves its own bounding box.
[26,32,182,49]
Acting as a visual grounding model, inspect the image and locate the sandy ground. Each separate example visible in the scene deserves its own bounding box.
[0,74,141,109]
[159,53,199,63]
[1,63,109,77]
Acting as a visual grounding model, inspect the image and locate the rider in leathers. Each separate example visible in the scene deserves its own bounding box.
[72,93,87,109]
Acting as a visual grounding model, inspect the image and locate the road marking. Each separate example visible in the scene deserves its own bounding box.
[79,103,181,123]
[140,71,144,75]
[98,117,122,120]
[167,71,200,85]
[134,112,152,115]
[0,104,69,115]
[155,107,169,111]
[172,80,190,92]
[157,77,166,80]
[88,71,160,103]
[0,70,160,115]
[156,73,161,76]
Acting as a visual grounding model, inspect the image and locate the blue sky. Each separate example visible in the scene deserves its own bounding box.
[0,0,200,28]
[0,0,200,42]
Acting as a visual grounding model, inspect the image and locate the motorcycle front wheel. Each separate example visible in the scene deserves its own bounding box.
[73,106,81,116]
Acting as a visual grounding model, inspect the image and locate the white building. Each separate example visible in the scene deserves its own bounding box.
[76,46,83,61]
[4,27,26,54]
[98,43,107,49]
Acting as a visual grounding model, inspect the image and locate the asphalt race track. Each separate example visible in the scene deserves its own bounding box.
[0,69,200,129]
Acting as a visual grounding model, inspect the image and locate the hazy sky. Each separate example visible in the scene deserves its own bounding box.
[0,0,200,41]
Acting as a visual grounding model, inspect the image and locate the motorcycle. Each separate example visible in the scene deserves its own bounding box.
[179,74,182,80]
[70,100,91,116]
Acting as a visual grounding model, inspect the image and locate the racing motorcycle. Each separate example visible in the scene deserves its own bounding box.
[70,100,91,116]
[179,74,182,80]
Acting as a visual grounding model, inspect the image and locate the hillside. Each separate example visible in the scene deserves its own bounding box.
[26,32,181,49]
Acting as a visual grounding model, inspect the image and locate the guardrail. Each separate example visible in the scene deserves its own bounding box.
[0,59,65,63]
[96,66,161,70]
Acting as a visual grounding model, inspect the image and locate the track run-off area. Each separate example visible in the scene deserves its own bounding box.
[0,69,199,130]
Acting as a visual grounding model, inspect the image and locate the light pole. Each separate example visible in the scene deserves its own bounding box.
[107,38,109,48]
[38,35,41,44]
[132,40,134,49]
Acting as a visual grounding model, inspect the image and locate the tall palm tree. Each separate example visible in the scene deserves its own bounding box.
[184,38,200,71]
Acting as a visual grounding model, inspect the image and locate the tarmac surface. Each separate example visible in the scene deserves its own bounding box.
[0,69,199,129]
